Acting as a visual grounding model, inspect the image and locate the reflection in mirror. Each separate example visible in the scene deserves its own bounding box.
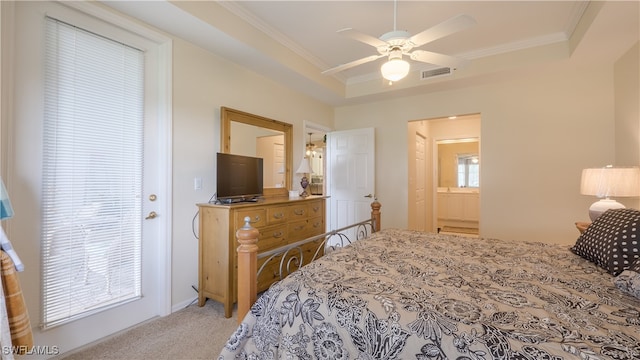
[221,107,293,196]
[456,154,479,188]
[437,139,479,188]
[230,122,285,188]
[305,133,325,195]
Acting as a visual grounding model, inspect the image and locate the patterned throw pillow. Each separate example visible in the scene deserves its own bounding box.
[614,258,640,299]
[572,208,640,275]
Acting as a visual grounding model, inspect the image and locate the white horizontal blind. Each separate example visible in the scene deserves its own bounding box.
[42,17,144,328]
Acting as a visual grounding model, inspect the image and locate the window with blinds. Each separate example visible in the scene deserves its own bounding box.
[42,17,144,329]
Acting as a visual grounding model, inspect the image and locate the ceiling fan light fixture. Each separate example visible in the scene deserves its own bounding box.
[381,57,410,82]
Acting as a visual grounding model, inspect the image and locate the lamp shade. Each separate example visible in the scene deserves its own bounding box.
[580,166,640,198]
[296,157,312,174]
[381,58,410,82]
[0,178,14,220]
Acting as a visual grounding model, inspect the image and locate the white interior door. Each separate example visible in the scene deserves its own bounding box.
[326,128,375,234]
[415,133,427,231]
[274,143,285,187]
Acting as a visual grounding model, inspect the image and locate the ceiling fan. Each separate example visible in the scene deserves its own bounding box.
[321,1,477,82]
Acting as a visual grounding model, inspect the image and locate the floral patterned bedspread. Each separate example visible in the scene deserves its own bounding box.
[218,229,640,360]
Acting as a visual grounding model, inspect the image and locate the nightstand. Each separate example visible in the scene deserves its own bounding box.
[575,221,591,234]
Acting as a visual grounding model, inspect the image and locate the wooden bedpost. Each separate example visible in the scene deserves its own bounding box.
[371,199,381,232]
[236,217,259,324]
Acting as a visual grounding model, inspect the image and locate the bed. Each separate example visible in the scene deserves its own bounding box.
[219,206,640,360]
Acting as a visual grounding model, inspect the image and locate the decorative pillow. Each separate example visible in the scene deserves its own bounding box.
[614,258,640,299]
[572,208,640,275]
[630,256,640,272]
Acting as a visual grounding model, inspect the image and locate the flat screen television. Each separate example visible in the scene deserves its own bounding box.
[216,152,264,203]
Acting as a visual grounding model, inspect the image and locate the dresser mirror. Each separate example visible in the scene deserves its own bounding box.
[221,107,293,195]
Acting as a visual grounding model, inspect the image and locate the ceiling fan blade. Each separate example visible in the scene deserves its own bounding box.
[410,50,469,69]
[409,14,476,48]
[321,54,385,75]
[337,28,388,48]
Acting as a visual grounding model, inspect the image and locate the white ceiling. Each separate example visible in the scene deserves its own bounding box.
[227,1,583,78]
[102,1,639,106]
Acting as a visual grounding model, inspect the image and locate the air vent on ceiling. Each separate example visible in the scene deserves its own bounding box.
[421,67,452,80]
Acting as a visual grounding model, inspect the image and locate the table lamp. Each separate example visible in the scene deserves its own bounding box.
[580,165,640,221]
[295,157,313,198]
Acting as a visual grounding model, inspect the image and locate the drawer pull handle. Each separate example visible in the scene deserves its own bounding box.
[294,225,305,231]
[250,216,261,223]
[294,209,305,216]
[273,212,284,219]
[312,206,320,211]
[273,231,284,238]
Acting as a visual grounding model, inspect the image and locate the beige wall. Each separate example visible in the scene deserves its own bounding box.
[614,41,640,210]
[335,61,617,245]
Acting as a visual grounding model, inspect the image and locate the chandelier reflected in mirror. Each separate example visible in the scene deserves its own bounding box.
[306,132,318,158]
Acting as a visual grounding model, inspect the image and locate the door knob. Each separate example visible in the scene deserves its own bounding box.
[145,211,157,220]
[364,194,373,198]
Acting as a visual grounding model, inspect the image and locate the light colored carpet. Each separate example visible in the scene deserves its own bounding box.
[55,300,239,360]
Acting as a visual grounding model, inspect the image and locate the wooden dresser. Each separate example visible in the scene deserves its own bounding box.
[197,196,326,317]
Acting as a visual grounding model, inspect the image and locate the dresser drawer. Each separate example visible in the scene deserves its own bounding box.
[288,218,310,240]
[308,215,324,236]
[288,203,309,220]
[299,238,325,266]
[256,256,280,293]
[288,215,324,241]
[235,209,266,229]
[308,200,323,217]
[256,253,297,292]
[266,205,288,225]
[257,225,287,252]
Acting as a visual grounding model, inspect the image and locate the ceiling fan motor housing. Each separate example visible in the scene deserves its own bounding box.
[387,48,403,61]
[378,30,414,55]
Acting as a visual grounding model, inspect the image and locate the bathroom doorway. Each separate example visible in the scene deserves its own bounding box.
[407,114,481,235]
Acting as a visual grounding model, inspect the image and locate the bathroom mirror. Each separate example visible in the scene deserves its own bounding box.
[221,107,293,195]
[437,139,479,188]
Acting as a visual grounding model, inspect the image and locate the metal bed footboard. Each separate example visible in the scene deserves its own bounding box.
[256,218,377,282]
[236,199,381,323]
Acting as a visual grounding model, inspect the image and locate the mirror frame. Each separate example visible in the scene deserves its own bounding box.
[221,107,293,197]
